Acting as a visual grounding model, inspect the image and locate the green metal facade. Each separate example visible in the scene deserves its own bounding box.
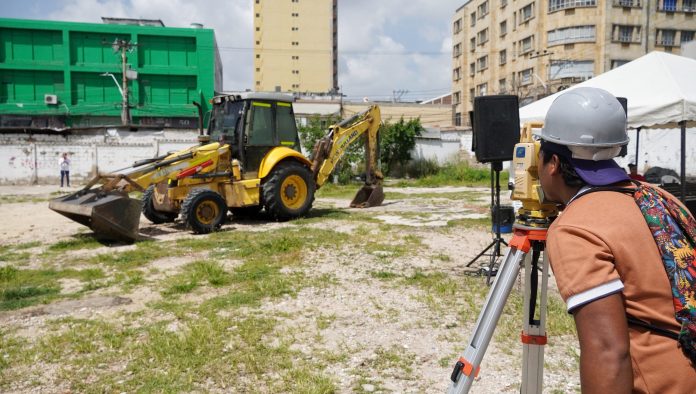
[0,18,222,128]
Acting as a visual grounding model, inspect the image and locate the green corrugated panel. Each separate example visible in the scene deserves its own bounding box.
[0,18,220,125]
[0,28,63,64]
[138,35,197,68]
[0,69,63,104]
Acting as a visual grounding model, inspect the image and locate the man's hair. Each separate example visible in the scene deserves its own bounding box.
[540,146,586,188]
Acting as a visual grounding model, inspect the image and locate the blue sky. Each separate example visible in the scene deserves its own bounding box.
[1,0,465,102]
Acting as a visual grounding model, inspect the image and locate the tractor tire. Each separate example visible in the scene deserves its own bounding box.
[229,205,263,219]
[142,185,178,224]
[263,162,315,221]
[180,188,227,234]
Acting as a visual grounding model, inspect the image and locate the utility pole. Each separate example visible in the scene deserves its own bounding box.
[105,39,138,125]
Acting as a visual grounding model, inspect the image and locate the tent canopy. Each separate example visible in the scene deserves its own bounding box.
[518,51,696,129]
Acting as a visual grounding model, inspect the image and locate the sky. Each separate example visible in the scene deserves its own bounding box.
[1,0,466,102]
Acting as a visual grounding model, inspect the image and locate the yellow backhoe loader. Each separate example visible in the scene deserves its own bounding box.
[49,92,384,242]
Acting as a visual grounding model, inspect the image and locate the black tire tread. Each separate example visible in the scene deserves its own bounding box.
[262,162,315,221]
[141,185,178,224]
[180,188,227,234]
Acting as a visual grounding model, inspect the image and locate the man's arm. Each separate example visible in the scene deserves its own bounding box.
[573,292,633,393]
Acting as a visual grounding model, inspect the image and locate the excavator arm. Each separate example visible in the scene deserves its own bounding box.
[310,105,384,208]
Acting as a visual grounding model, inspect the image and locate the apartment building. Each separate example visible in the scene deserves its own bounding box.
[451,0,696,126]
[253,0,338,94]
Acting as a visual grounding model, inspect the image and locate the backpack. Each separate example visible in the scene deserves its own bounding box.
[632,181,696,364]
[579,180,696,364]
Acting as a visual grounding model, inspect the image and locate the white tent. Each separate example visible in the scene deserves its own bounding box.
[518,51,696,198]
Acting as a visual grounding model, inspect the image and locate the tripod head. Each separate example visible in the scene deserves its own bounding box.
[511,122,558,228]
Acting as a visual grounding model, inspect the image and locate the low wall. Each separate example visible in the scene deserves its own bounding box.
[0,129,198,185]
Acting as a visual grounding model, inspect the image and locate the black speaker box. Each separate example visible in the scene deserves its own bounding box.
[473,95,520,163]
[617,96,628,157]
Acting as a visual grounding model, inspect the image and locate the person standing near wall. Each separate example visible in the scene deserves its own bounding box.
[59,153,71,187]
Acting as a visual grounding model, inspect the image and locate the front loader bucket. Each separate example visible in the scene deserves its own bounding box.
[349,184,385,208]
[49,189,142,242]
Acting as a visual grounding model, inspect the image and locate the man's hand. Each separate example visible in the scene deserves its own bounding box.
[573,292,633,393]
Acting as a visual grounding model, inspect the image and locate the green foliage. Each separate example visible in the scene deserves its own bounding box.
[379,117,423,176]
[298,114,363,184]
[405,158,440,178]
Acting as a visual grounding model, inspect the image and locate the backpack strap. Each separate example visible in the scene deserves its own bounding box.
[626,313,679,340]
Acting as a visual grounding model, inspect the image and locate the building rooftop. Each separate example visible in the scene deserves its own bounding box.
[101,17,165,27]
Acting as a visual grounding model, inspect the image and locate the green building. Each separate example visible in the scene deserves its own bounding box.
[0,17,222,129]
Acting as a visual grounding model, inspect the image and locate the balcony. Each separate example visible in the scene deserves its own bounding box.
[613,0,641,7]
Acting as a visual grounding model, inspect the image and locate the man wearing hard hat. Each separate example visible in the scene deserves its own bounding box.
[537,87,696,392]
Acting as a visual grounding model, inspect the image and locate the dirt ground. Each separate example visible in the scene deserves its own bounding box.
[0,184,579,393]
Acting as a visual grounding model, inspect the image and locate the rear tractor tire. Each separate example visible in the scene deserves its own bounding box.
[142,185,178,224]
[263,162,315,221]
[181,188,227,234]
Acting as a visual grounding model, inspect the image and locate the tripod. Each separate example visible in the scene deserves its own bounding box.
[449,225,549,394]
[467,161,508,283]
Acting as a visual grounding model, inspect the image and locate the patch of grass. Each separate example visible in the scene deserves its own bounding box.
[386,191,484,202]
[89,241,169,269]
[161,261,230,296]
[47,235,103,252]
[316,313,336,330]
[0,242,40,265]
[0,195,47,204]
[0,329,34,387]
[445,216,490,229]
[370,271,398,280]
[392,162,506,187]
[0,265,106,311]
[315,183,365,199]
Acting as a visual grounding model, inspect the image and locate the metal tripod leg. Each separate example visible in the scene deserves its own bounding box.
[521,240,549,394]
[448,245,527,394]
[449,228,548,394]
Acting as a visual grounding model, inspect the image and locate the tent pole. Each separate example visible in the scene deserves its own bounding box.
[680,121,686,203]
[635,127,641,166]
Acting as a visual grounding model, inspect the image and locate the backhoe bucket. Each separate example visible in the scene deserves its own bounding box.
[49,189,142,242]
[349,184,384,208]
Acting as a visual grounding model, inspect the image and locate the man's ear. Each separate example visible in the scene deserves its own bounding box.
[548,154,562,176]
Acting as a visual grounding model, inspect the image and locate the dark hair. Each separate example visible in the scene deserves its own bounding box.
[539,146,586,188]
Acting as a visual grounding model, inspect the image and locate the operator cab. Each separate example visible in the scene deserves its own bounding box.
[208,92,301,176]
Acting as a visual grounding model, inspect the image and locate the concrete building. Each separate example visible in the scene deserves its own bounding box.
[451,0,696,126]
[253,0,338,94]
[0,17,221,129]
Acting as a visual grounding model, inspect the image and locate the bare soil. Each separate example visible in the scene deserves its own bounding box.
[0,184,579,393]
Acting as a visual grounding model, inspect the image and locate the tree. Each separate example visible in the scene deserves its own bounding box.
[379,117,423,175]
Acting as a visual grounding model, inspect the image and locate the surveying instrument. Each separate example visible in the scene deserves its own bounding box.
[448,123,559,394]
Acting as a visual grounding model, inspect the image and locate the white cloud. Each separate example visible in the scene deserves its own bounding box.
[35,0,463,100]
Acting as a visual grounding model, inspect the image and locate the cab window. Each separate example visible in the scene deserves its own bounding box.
[247,102,274,146]
[276,102,300,151]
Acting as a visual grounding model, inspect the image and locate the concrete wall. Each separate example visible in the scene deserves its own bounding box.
[1,129,198,185]
[411,129,474,165]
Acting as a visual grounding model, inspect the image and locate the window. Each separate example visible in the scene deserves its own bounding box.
[657,29,676,46]
[453,67,461,81]
[291,41,299,46]
[291,12,299,17]
[256,40,260,45]
[519,68,533,85]
[247,102,274,146]
[276,102,300,151]
[292,70,300,74]
[548,0,597,12]
[682,30,696,43]
[499,78,507,93]
[476,82,488,96]
[549,60,594,80]
[547,25,596,46]
[256,54,260,59]
[477,1,489,18]
[291,55,299,60]
[477,28,489,45]
[499,49,507,65]
[469,62,475,76]
[613,25,640,43]
[659,0,677,11]
[256,27,260,31]
[256,13,260,17]
[453,18,462,33]
[613,0,641,7]
[502,0,508,6]
[291,27,299,31]
[520,3,534,22]
[519,35,534,54]
[476,55,488,71]
[470,37,476,51]
[469,88,475,102]
[453,43,461,57]
[454,112,462,126]
[256,67,260,72]
[611,59,631,69]
[684,0,696,11]
[500,20,507,36]
[453,91,461,104]
[470,12,476,26]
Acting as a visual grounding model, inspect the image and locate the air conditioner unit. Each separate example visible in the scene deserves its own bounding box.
[44,94,58,105]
